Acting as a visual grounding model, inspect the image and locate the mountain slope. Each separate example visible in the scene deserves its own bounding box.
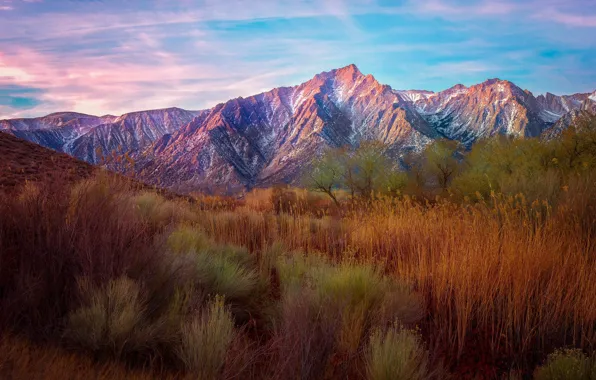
[0,131,95,192]
[68,107,203,164]
[130,65,435,191]
[1,65,594,192]
[1,108,202,164]
[542,97,596,140]
[4,113,117,151]
[397,79,549,146]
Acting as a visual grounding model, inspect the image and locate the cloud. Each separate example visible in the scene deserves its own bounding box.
[401,0,596,26]
[536,8,596,27]
[0,0,371,42]
[0,0,371,117]
[0,28,351,118]
[0,0,594,118]
[413,0,519,16]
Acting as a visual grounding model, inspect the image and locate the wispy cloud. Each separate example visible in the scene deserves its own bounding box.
[428,61,499,75]
[412,0,519,16]
[0,0,594,118]
[536,8,596,27]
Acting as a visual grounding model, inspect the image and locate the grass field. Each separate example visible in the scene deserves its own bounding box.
[0,172,594,379]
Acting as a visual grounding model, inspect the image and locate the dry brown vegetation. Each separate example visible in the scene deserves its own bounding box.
[0,335,181,380]
[1,172,594,379]
[0,115,595,379]
[0,131,95,191]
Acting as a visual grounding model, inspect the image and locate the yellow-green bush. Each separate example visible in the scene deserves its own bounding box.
[167,225,212,254]
[367,324,429,380]
[313,263,423,355]
[194,250,258,301]
[176,296,235,378]
[534,349,596,380]
[273,254,424,374]
[64,277,146,357]
[133,191,178,226]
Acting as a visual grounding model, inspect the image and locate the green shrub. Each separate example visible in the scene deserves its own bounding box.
[167,225,212,254]
[275,251,330,295]
[133,191,173,225]
[275,255,424,361]
[191,244,271,326]
[195,250,257,301]
[534,349,596,380]
[312,264,386,310]
[64,277,146,357]
[176,296,235,378]
[312,263,423,355]
[367,324,429,380]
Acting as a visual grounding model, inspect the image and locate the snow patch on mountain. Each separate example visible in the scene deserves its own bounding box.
[395,90,435,103]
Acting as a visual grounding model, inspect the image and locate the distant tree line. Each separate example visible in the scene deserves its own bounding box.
[305,112,596,204]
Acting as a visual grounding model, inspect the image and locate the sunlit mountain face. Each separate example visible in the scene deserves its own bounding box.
[2,64,595,192]
[0,0,595,191]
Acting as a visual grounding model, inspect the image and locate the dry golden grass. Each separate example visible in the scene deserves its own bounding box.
[192,189,596,373]
[0,335,180,380]
[1,168,594,378]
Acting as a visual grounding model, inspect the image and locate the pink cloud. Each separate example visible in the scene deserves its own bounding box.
[0,47,226,117]
[0,36,337,118]
[428,60,498,74]
[0,0,362,119]
[412,0,520,16]
[536,8,596,27]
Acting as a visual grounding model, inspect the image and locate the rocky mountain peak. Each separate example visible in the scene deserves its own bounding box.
[330,63,362,77]
[475,78,520,93]
[312,64,367,87]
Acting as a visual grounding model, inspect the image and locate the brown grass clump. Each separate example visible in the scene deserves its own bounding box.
[0,335,180,380]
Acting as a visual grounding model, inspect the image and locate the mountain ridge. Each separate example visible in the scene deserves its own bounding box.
[1,64,595,192]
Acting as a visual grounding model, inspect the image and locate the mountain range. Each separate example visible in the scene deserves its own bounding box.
[2,64,595,193]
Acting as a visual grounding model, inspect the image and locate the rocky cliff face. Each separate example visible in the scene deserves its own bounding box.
[132,65,435,191]
[541,96,596,140]
[4,113,116,151]
[2,108,201,164]
[397,79,549,145]
[68,107,202,164]
[1,65,594,192]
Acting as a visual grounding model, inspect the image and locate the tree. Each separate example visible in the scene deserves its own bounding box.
[305,151,343,206]
[381,170,409,197]
[305,141,405,204]
[554,112,596,172]
[422,139,463,192]
[349,141,391,199]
